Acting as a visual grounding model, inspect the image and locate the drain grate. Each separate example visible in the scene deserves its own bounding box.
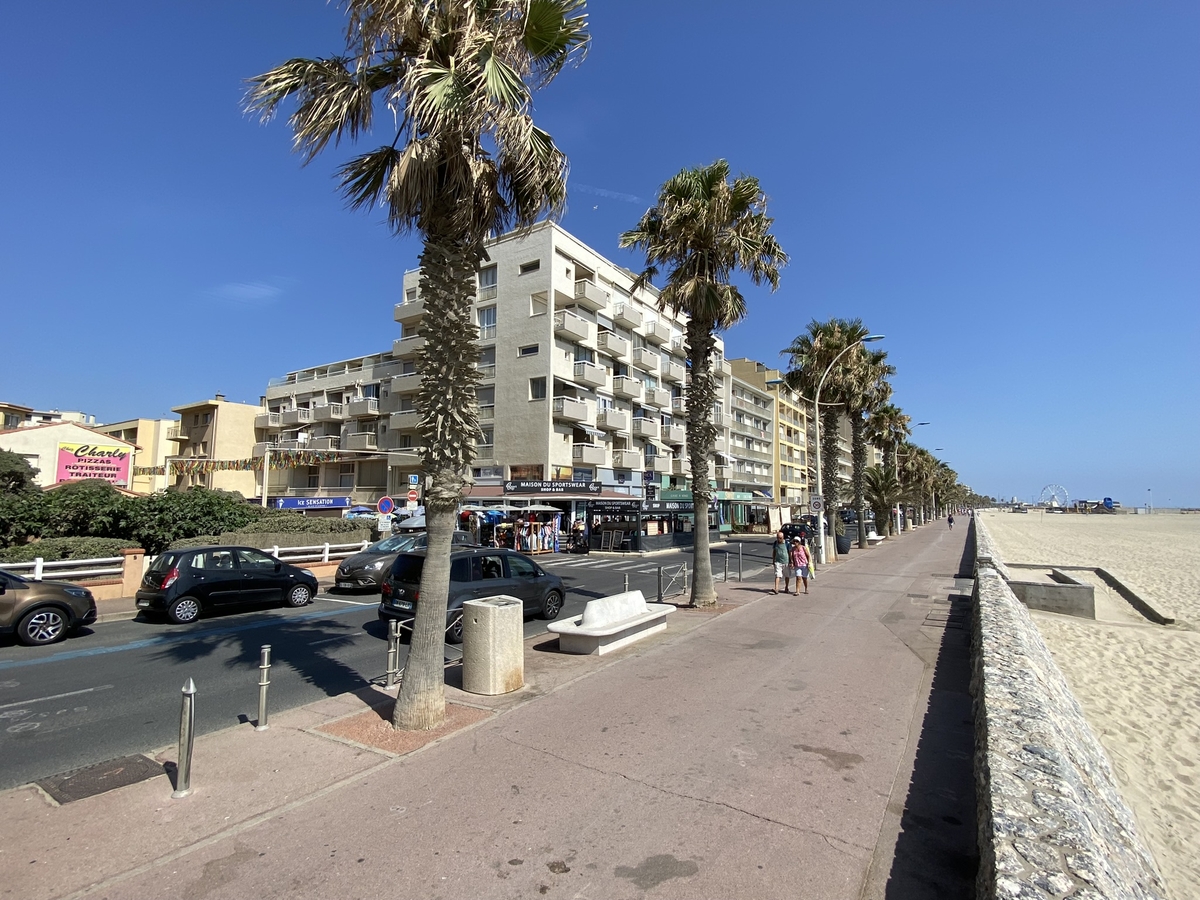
[37,754,165,804]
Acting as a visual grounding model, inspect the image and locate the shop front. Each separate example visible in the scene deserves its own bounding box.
[585,497,722,553]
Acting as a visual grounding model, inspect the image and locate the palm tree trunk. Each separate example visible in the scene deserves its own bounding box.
[685,318,718,607]
[851,412,868,549]
[393,229,482,731]
[820,405,840,559]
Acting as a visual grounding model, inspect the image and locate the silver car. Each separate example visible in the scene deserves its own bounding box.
[335,531,476,591]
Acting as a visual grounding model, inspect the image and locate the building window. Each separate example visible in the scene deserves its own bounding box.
[339,463,354,488]
[478,427,494,456]
[307,466,320,489]
[477,346,496,378]
[518,344,539,358]
[478,265,498,301]
[362,383,380,399]
[405,287,417,302]
[529,293,548,316]
[203,413,211,425]
[529,377,547,401]
[478,306,497,340]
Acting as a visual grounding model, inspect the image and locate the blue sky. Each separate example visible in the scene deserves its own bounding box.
[2,2,1197,506]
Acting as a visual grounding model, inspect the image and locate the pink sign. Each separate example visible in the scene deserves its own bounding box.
[56,442,132,486]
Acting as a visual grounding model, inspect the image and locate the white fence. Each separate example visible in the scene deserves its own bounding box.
[0,541,372,583]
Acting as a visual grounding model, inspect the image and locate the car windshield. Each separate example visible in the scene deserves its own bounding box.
[148,552,181,573]
[391,555,425,584]
[370,534,419,553]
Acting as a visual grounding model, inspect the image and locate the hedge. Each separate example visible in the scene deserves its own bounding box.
[0,537,142,563]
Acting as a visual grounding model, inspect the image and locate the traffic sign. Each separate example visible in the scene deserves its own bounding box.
[377,496,395,515]
[810,496,824,513]
[407,489,419,503]
[408,474,419,486]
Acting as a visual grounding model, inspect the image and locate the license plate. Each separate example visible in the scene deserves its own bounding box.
[136,599,149,608]
[337,581,354,588]
[392,600,413,610]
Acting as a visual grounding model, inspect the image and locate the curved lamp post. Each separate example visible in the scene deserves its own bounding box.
[813,334,884,564]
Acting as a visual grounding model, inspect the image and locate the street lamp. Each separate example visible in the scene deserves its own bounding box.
[812,334,884,564]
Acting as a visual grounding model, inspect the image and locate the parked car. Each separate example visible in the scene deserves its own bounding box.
[0,570,97,646]
[379,547,565,643]
[781,521,813,544]
[135,546,319,624]
[335,531,476,591]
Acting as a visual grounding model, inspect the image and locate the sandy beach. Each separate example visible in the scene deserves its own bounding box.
[981,510,1200,899]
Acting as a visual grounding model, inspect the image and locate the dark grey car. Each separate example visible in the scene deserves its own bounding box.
[335,531,476,591]
[378,547,564,643]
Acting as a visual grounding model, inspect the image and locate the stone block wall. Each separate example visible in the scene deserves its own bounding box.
[971,518,1167,899]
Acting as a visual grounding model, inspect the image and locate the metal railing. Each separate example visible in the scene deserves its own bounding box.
[0,556,123,581]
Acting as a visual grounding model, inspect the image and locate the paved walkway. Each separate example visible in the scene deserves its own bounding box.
[3,523,974,900]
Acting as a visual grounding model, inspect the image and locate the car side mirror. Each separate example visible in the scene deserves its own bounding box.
[274,562,282,572]
[0,584,5,595]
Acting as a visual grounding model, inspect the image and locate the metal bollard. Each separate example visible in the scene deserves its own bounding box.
[623,573,629,593]
[683,563,689,594]
[723,552,729,583]
[172,678,196,799]
[738,543,743,581]
[385,619,401,688]
[256,645,271,731]
[657,566,663,603]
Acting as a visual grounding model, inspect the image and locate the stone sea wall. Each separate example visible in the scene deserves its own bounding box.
[971,517,1167,899]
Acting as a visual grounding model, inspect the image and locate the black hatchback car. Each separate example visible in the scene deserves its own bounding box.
[136,546,319,624]
[379,547,564,643]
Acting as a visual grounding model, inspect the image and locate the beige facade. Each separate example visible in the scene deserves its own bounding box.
[729,360,809,507]
[0,401,97,430]
[169,395,263,498]
[726,371,776,499]
[95,418,176,494]
[0,422,136,489]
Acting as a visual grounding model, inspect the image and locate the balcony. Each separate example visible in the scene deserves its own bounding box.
[309,435,341,451]
[671,396,687,415]
[477,403,495,422]
[612,375,642,401]
[389,409,419,430]
[572,279,608,313]
[278,439,308,451]
[348,398,380,418]
[645,456,671,474]
[597,408,629,432]
[612,302,642,329]
[664,423,686,445]
[644,386,671,408]
[572,360,608,390]
[715,358,732,378]
[554,310,590,343]
[252,441,278,457]
[643,320,671,345]
[388,369,420,391]
[346,432,378,451]
[719,412,734,430]
[281,408,312,426]
[474,444,495,461]
[632,417,659,439]
[312,403,344,422]
[597,331,629,360]
[572,443,607,466]
[392,335,426,357]
[393,297,425,323]
[552,396,590,423]
[612,448,642,469]
[254,412,281,431]
[661,359,686,383]
[715,464,732,480]
[631,346,658,371]
[672,457,692,477]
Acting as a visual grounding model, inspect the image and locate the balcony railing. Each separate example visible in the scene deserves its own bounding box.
[572,360,608,389]
[254,412,282,430]
[554,310,590,343]
[643,320,671,345]
[346,432,378,451]
[597,331,629,359]
[644,386,671,408]
[597,408,629,432]
[630,346,658,371]
[572,279,608,312]
[478,404,495,421]
[393,297,426,322]
[632,418,659,439]
[309,435,341,451]
[612,375,642,401]
[612,302,642,329]
[572,443,607,466]
[552,396,590,423]
[478,284,498,301]
[312,403,344,422]
[612,449,642,469]
[348,398,380,418]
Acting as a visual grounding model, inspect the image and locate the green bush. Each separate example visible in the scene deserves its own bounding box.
[236,513,364,534]
[0,537,141,563]
[166,536,222,550]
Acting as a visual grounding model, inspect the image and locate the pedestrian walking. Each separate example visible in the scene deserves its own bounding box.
[948,513,955,530]
[771,532,789,594]
[790,537,810,594]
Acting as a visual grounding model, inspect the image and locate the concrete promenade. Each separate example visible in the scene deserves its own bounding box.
[3,523,975,900]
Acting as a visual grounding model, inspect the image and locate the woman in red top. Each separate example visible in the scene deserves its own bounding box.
[790,538,811,595]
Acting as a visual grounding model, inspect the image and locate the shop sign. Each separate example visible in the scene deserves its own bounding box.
[56,442,132,486]
[659,489,693,500]
[505,480,601,494]
[586,499,642,514]
[274,496,351,509]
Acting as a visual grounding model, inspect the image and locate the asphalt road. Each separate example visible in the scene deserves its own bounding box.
[0,541,772,790]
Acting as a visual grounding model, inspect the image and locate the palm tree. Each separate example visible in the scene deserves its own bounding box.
[844,349,894,548]
[863,464,903,534]
[246,1,589,731]
[782,318,870,557]
[865,403,909,535]
[620,161,787,607]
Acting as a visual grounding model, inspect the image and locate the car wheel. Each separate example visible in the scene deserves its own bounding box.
[166,596,202,625]
[446,614,464,645]
[286,584,313,607]
[16,607,70,646]
[539,590,564,621]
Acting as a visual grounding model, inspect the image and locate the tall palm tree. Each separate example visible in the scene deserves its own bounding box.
[620,160,787,607]
[844,349,894,548]
[863,464,903,533]
[782,318,870,557]
[865,403,909,535]
[246,0,589,731]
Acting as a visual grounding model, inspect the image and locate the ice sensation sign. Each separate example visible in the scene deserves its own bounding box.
[55,442,132,486]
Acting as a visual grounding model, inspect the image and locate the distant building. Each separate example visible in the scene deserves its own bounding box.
[0,401,98,430]
[0,422,137,489]
[94,418,178,494]
[169,395,264,498]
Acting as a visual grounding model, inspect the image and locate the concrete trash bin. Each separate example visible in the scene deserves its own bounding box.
[462,595,524,695]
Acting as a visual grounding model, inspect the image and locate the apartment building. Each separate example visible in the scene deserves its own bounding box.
[728,359,809,508]
[0,401,98,430]
[95,418,177,494]
[169,395,263,497]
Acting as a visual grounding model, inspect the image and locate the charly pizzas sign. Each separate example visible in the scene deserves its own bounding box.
[55,442,132,486]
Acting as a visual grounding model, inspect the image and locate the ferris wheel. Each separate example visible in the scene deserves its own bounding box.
[1038,484,1069,508]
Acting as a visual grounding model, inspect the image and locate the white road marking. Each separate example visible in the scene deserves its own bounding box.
[308,635,363,646]
[316,596,378,606]
[0,684,112,710]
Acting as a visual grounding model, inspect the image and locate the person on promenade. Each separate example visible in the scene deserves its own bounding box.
[948,513,955,530]
[790,537,810,594]
[772,532,789,594]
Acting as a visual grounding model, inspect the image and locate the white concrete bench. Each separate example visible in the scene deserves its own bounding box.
[866,530,885,547]
[547,590,674,656]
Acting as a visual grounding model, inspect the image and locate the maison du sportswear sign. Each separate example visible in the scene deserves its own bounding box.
[504,480,602,494]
